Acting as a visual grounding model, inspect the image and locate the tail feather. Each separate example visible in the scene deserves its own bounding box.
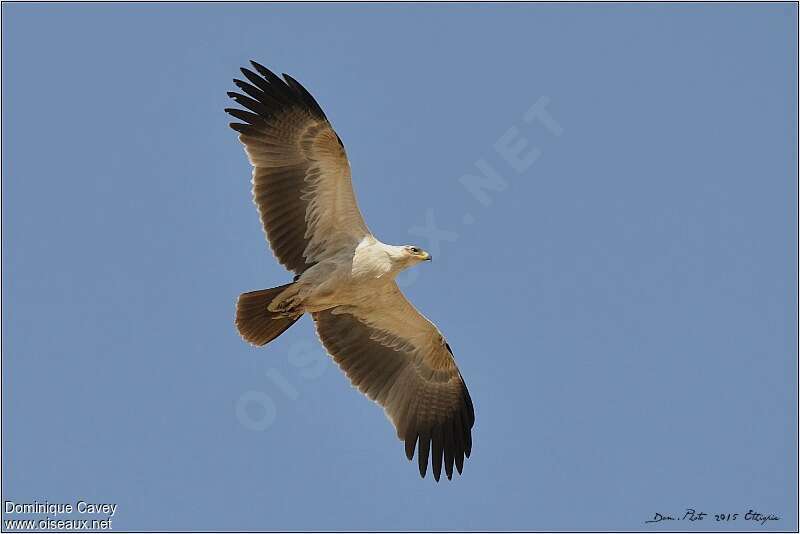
[235,283,302,346]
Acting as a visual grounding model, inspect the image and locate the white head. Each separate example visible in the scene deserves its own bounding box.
[386,244,432,269]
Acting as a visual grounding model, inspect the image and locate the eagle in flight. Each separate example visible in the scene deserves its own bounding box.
[226,61,475,481]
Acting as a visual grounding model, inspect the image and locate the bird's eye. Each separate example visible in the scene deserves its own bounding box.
[410,247,419,254]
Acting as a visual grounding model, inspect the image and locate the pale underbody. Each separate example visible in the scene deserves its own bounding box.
[268,235,425,316]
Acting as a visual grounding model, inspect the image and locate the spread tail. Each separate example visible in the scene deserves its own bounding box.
[235,283,302,346]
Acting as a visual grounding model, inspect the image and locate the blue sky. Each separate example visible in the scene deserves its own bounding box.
[2,2,797,531]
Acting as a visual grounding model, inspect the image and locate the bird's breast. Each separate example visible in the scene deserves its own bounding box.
[351,242,394,281]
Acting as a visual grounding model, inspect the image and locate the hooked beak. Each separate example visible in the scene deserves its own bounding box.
[423,251,433,261]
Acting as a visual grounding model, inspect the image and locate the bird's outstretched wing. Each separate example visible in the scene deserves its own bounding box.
[312,283,475,481]
[226,61,370,275]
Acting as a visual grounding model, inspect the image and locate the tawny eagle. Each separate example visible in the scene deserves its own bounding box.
[226,61,475,481]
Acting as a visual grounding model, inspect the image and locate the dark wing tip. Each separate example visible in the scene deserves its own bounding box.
[227,60,327,123]
[418,433,430,478]
[405,380,475,481]
[282,72,327,120]
[431,426,444,482]
[453,415,465,475]
[443,417,455,480]
[240,67,257,80]
[229,122,250,134]
[240,68,272,94]
[405,434,417,461]
[249,59,271,75]
[249,60,286,87]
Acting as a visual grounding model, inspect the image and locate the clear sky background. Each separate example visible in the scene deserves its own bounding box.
[2,3,797,532]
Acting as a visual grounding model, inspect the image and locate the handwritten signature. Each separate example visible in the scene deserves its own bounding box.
[645,508,780,526]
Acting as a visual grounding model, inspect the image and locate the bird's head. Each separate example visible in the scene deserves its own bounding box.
[402,245,432,264]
